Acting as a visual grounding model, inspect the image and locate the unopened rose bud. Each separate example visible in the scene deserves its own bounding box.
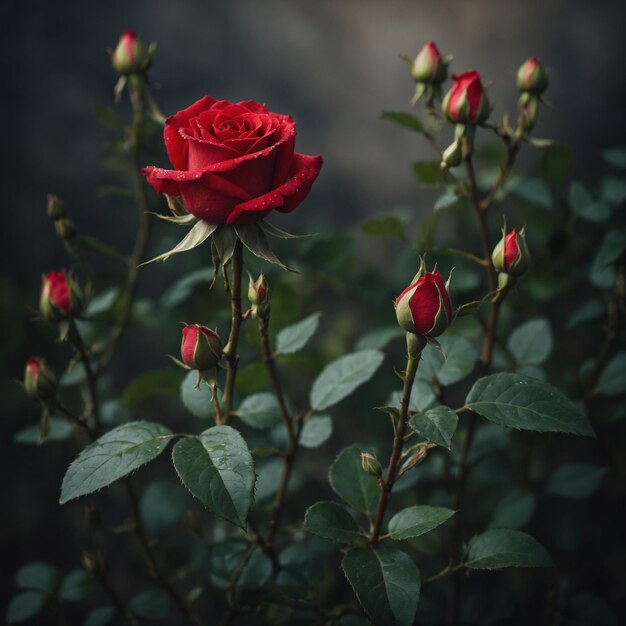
[442,71,490,125]
[24,357,58,401]
[248,273,271,319]
[492,227,530,277]
[111,31,152,76]
[360,452,382,478]
[411,42,448,85]
[395,264,453,337]
[47,194,66,221]
[181,324,223,372]
[81,551,103,575]
[516,57,548,95]
[39,271,83,322]
[54,218,76,241]
[441,140,463,169]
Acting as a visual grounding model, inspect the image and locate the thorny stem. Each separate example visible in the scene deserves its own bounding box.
[124,480,203,626]
[222,240,244,423]
[98,77,153,373]
[369,355,419,547]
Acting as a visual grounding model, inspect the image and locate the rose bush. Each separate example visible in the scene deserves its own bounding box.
[142,96,323,225]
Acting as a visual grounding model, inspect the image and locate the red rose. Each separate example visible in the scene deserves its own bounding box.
[442,71,490,124]
[395,271,452,337]
[181,324,223,371]
[142,97,323,225]
[39,271,83,321]
[492,227,531,277]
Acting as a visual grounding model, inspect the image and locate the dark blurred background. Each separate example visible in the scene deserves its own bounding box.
[2,0,626,623]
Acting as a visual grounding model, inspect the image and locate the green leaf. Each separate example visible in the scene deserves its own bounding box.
[17,562,59,593]
[329,445,379,516]
[566,300,605,330]
[355,326,405,351]
[601,177,626,206]
[417,336,479,386]
[86,288,120,316]
[310,350,384,411]
[14,417,74,445]
[464,373,594,436]
[123,369,182,407]
[60,421,174,503]
[387,505,455,540]
[6,592,45,623]
[130,589,171,620]
[590,229,626,288]
[59,569,94,602]
[512,178,552,209]
[594,352,626,396]
[93,105,123,129]
[159,268,214,308]
[569,181,610,222]
[142,220,218,265]
[546,464,607,500]
[300,415,333,448]
[342,546,420,626]
[180,371,213,419]
[381,111,424,133]
[83,606,116,626]
[408,406,458,449]
[362,216,407,240]
[488,490,536,530]
[412,161,444,186]
[603,147,626,169]
[304,501,363,543]
[507,317,554,366]
[541,144,571,188]
[235,223,293,271]
[236,393,283,428]
[434,188,461,211]
[172,426,255,527]
[275,312,321,355]
[140,481,189,534]
[465,529,553,569]
[210,540,272,590]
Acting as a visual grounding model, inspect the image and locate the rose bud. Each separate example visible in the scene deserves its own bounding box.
[516,57,548,95]
[248,273,271,319]
[46,194,66,221]
[395,266,453,337]
[361,451,383,478]
[181,324,223,372]
[54,218,76,241]
[111,31,151,76]
[492,227,531,277]
[441,140,463,169]
[24,357,58,401]
[442,71,490,125]
[39,271,83,322]
[411,42,447,85]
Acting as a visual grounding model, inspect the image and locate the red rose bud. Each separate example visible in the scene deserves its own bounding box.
[411,42,447,84]
[142,96,322,225]
[24,357,58,401]
[442,71,490,125]
[248,273,271,319]
[492,227,530,277]
[516,57,548,95]
[395,268,452,337]
[111,31,152,76]
[39,271,83,321]
[181,324,223,372]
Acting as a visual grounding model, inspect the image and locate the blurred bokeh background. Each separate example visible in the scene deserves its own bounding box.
[2,0,626,623]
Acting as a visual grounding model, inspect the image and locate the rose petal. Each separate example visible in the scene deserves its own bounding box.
[409,276,441,335]
[226,152,322,224]
[164,96,217,170]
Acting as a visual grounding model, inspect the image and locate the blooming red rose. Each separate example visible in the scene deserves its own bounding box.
[39,271,83,321]
[395,271,452,337]
[492,227,530,277]
[442,71,490,124]
[181,324,223,371]
[142,97,323,225]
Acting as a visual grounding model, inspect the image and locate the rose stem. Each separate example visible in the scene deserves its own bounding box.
[449,140,518,624]
[222,239,244,424]
[369,353,419,547]
[259,316,303,550]
[94,567,138,626]
[98,76,154,373]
